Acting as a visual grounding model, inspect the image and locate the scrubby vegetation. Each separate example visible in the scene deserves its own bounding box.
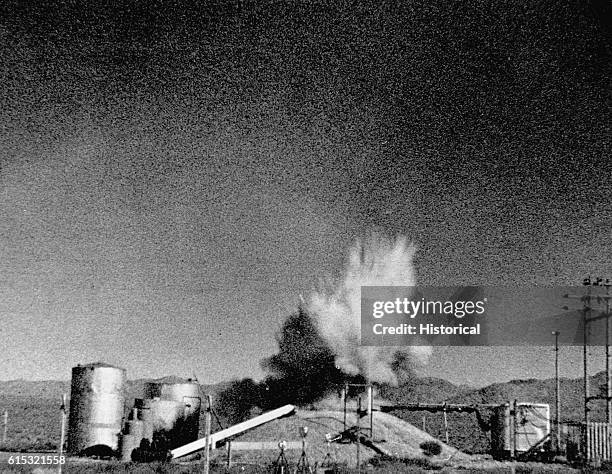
[0,396,63,452]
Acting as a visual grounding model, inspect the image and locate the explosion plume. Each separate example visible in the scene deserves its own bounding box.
[308,234,430,384]
[218,234,429,423]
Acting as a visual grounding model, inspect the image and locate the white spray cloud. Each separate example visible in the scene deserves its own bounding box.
[307,234,431,384]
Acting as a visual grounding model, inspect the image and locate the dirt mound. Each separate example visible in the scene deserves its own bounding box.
[213,408,471,467]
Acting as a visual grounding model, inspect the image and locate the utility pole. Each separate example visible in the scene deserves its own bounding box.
[204,395,212,474]
[367,384,373,439]
[552,331,561,453]
[356,397,361,473]
[605,281,611,424]
[58,394,66,474]
[584,294,589,458]
[443,407,449,444]
[511,400,517,460]
[563,276,612,463]
[343,383,348,432]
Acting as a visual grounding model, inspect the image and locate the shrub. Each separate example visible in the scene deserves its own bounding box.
[419,440,442,456]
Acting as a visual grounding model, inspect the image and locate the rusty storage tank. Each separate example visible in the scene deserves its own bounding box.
[67,362,126,456]
[143,378,201,446]
[134,397,186,450]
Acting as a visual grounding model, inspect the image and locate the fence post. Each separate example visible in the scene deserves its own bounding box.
[2,410,7,443]
[226,441,232,469]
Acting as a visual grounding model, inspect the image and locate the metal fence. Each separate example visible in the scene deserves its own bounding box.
[563,422,612,463]
[587,422,612,462]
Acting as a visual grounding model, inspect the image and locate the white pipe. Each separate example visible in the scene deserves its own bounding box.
[171,404,296,459]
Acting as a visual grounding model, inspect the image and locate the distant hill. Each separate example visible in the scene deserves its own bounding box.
[0,371,608,453]
[450,371,610,424]
[0,371,605,422]
[383,371,611,453]
[379,377,472,405]
[0,377,222,402]
[0,380,70,400]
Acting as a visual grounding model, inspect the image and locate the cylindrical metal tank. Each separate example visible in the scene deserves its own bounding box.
[67,362,126,455]
[137,397,186,446]
[151,399,186,432]
[134,399,154,441]
[124,419,145,440]
[120,434,140,461]
[143,380,201,445]
[490,402,550,459]
[120,411,145,462]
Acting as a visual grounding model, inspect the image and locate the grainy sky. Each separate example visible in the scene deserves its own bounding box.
[1,1,610,385]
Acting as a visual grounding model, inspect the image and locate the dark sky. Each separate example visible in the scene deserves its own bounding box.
[1,0,610,384]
